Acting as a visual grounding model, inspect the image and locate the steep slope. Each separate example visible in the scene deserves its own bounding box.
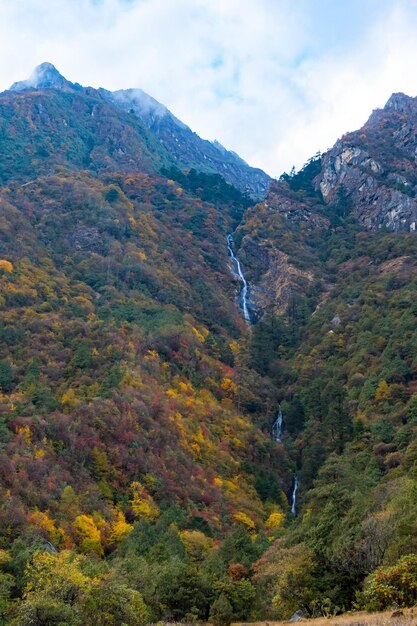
[1,169,292,518]
[239,96,417,618]
[250,223,417,617]
[109,88,271,198]
[231,93,417,319]
[5,62,417,624]
[318,93,417,231]
[1,74,173,183]
[0,65,286,624]
[6,63,271,197]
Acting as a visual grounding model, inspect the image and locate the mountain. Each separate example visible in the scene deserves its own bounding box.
[1,69,173,183]
[0,63,286,624]
[234,92,417,617]
[10,61,80,92]
[108,88,271,197]
[232,93,417,318]
[2,62,417,623]
[6,63,271,197]
[318,93,417,231]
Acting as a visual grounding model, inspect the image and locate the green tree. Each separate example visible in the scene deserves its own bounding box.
[0,362,14,393]
[209,593,233,626]
[81,574,148,626]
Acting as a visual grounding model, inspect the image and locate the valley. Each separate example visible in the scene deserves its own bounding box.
[1,63,417,624]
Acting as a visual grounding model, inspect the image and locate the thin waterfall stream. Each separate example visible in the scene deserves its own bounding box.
[271,406,298,516]
[291,475,298,516]
[227,236,298,517]
[272,406,283,442]
[227,234,251,323]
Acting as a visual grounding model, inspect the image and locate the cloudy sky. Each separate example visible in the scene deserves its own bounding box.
[1,0,417,176]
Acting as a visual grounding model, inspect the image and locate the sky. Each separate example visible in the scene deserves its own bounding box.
[1,0,417,177]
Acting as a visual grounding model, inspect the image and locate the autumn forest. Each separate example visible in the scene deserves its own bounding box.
[1,64,417,625]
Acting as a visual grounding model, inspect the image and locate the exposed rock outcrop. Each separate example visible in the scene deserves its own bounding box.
[266,182,330,230]
[316,93,417,232]
[240,236,315,316]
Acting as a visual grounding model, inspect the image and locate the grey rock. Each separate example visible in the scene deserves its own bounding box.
[108,89,271,199]
[69,227,104,253]
[315,92,417,233]
[290,610,304,621]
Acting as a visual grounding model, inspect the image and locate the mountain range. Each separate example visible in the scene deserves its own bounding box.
[1,63,417,623]
[6,62,271,197]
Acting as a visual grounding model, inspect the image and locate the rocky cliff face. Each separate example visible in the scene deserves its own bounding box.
[223,92,417,321]
[242,237,315,316]
[234,181,327,319]
[266,181,329,230]
[316,93,417,232]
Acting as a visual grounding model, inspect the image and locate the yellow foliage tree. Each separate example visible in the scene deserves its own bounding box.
[130,482,160,521]
[28,510,66,546]
[191,326,205,343]
[73,515,103,556]
[0,260,13,273]
[234,511,256,532]
[375,380,391,401]
[265,511,285,530]
[19,549,148,625]
[16,425,31,445]
[220,377,238,398]
[180,530,213,561]
[0,550,11,568]
[60,388,80,410]
[23,550,90,600]
[91,446,110,479]
[109,511,133,544]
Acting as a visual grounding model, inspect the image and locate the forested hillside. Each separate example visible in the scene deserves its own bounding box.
[242,148,417,618]
[1,64,417,624]
[0,65,292,625]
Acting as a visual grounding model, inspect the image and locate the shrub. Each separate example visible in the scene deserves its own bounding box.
[363,553,417,610]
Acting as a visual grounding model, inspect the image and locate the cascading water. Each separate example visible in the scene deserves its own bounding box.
[272,406,283,442]
[271,404,298,517]
[291,475,298,516]
[227,234,251,323]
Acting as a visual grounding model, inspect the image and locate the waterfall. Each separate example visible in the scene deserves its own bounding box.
[272,406,283,442]
[291,476,298,516]
[227,234,251,323]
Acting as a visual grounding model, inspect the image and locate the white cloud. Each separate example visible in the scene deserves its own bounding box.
[1,0,417,175]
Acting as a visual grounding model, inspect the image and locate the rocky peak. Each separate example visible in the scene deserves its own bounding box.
[9,62,77,92]
[384,92,415,114]
[315,91,417,232]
